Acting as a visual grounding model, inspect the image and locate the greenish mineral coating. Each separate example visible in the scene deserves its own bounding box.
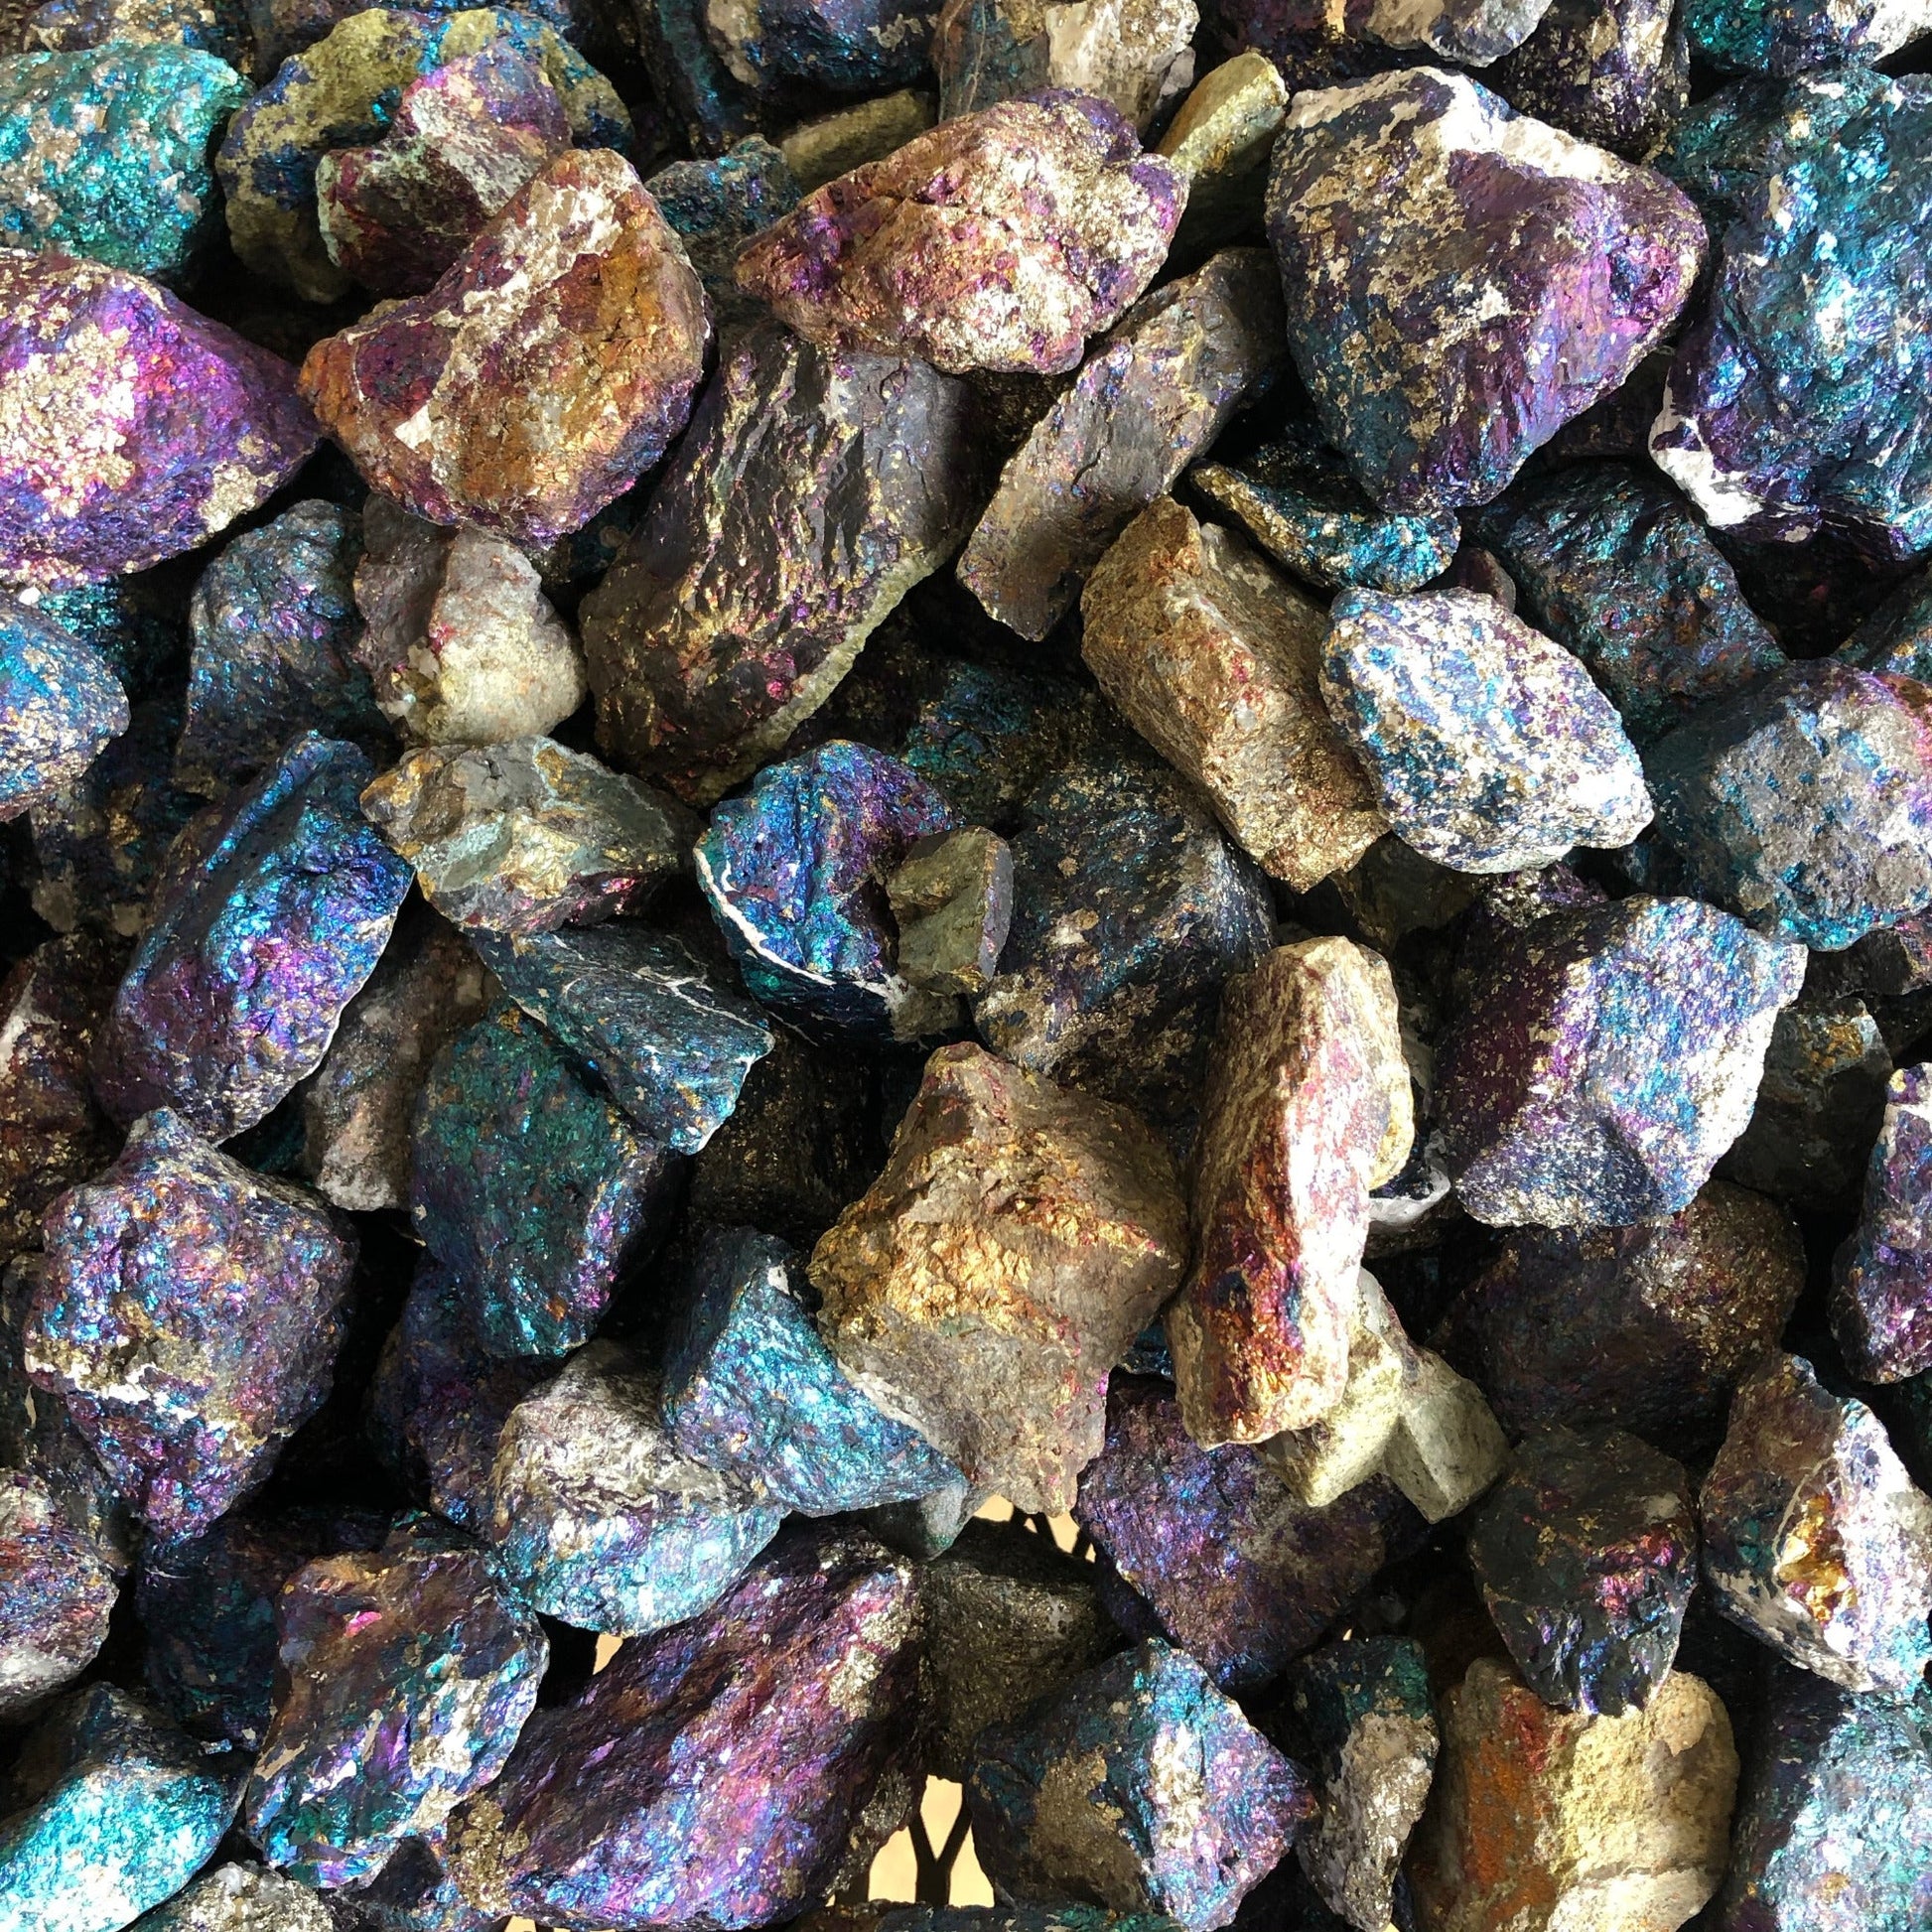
[0,44,246,280]
[643,137,800,325]
[1683,0,1930,73]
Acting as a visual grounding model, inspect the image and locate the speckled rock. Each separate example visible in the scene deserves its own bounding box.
[1652,70,1932,559]
[1440,895,1805,1226]
[1489,0,1686,157]
[703,0,946,98]
[632,0,758,154]
[933,0,1196,128]
[92,732,412,1141]
[1319,588,1653,873]
[1408,1658,1736,1932]
[23,0,247,69]
[1267,68,1704,512]
[0,250,318,590]
[1834,1063,1932,1384]
[128,1863,344,1932]
[1702,1351,1932,1698]
[736,90,1185,375]
[444,1523,924,1929]
[1685,0,1929,79]
[0,598,127,819]
[778,89,934,191]
[809,1042,1188,1515]
[968,1637,1313,1932]
[301,148,709,548]
[1156,50,1284,246]
[885,826,1014,998]
[0,1469,115,1722]
[644,137,799,322]
[579,322,982,802]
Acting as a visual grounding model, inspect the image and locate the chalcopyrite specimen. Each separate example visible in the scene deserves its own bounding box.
[242,1517,547,1886]
[957,246,1286,641]
[1267,68,1704,511]
[486,1341,785,1636]
[1646,661,1932,953]
[662,1227,960,1515]
[968,1638,1314,1932]
[1468,1426,1698,1717]
[884,827,1014,998]
[644,137,800,322]
[1685,0,1927,115]
[1286,1637,1437,1932]
[1166,937,1414,1447]
[696,742,958,1039]
[92,733,413,1140]
[579,323,981,801]
[0,1469,115,1722]
[1439,895,1805,1225]
[1319,588,1653,874]
[0,1685,241,1932]
[302,148,709,547]
[736,90,1186,375]
[1652,70,1932,558]
[21,0,247,67]
[361,737,697,936]
[1701,1351,1932,1698]
[1156,51,1287,247]
[1488,0,1687,156]
[28,1109,355,1540]
[0,44,244,279]
[410,1002,679,1358]
[1074,1374,1403,1692]
[779,89,935,191]
[1478,461,1783,749]
[352,499,586,747]
[445,1524,923,1927]
[1408,1658,1737,1932]
[122,1863,341,1932]
[175,501,383,798]
[809,1043,1188,1514]
[703,0,946,96]
[1834,1063,1932,1384]
[0,249,318,589]
[0,598,127,818]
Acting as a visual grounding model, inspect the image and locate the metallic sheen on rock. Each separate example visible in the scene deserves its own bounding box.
[1488,0,1687,156]
[128,1863,343,1932]
[0,597,126,820]
[644,137,799,323]
[1834,1062,1932,1383]
[0,1467,115,1722]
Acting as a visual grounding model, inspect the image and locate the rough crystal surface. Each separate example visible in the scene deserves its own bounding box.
[0,1468,115,1722]
[1488,0,1687,155]
[1834,1063,1932,1383]
[0,602,127,824]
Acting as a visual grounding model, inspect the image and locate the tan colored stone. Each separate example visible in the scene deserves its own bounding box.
[779,89,934,193]
[1158,51,1286,248]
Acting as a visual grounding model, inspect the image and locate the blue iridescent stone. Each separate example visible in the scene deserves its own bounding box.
[0,594,128,822]
[644,137,799,323]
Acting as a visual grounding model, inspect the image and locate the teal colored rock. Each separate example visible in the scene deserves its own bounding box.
[645,137,800,324]
[1683,0,1931,74]
[0,44,247,280]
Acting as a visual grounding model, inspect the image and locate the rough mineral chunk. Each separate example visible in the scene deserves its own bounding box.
[1646,662,1932,953]
[1701,1351,1932,1698]
[23,0,246,66]
[127,1863,343,1932]
[0,250,318,589]
[968,1638,1314,1932]
[885,827,1013,999]
[1840,565,1932,685]
[1488,0,1687,156]
[958,248,1285,640]
[736,90,1185,375]
[0,600,126,822]
[644,136,799,325]
[1686,0,1927,99]
[809,1042,1188,1514]
[1408,1658,1736,1932]
[1319,588,1653,874]
[1166,938,1413,1447]
[1440,895,1805,1226]
[0,1469,115,1722]
[704,0,946,96]
[485,1340,785,1636]
[1834,1064,1932,1383]
[92,733,412,1140]
[1155,50,1285,247]
[445,1523,923,1926]
[778,89,935,191]
[1266,68,1704,511]
[242,1517,548,1886]
[301,148,709,547]
[932,0,1197,128]
[579,323,982,801]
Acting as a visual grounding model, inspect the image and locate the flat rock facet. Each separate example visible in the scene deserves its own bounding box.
[885,826,1014,999]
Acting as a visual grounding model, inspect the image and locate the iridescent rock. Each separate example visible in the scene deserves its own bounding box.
[778,89,934,191]
[579,323,982,802]
[1156,51,1286,248]
[242,1517,547,1886]
[301,149,709,549]
[1647,662,1932,953]
[695,742,957,1040]
[175,502,384,799]
[809,1042,1188,1515]
[736,91,1185,375]
[349,1831,492,1932]
[662,1226,960,1514]
[1685,0,1929,78]
[1840,566,1932,685]
[444,1523,923,1927]
[885,827,1013,999]
[1081,498,1385,892]
[1489,0,1686,156]
[967,1637,1314,1932]
[0,251,317,590]
[632,0,756,153]
[130,1863,343,1932]
[1286,1637,1436,1932]
[0,1685,241,1932]
[0,598,127,818]
[703,0,946,97]
[1408,1659,1736,1932]
[1319,589,1653,874]
[1834,1064,1932,1384]
[644,137,799,323]
[486,1340,784,1636]
[958,248,1286,641]
[1266,68,1704,512]
[931,0,1196,128]
[1073,1374,1405,1693]
[1702,1352,1932,1698]
[0,44,245,279]
[410,1002,680,1359]
[1477,461,1783,750]
[316,44,571,296]
[1440,895,1806,1226]
[24,0,247,68]
[92,733,412,1141]
[0,1469,115,1722]
[1166,938,1414,1447]
[361,738,696,936]
[1652,71,1932,558]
